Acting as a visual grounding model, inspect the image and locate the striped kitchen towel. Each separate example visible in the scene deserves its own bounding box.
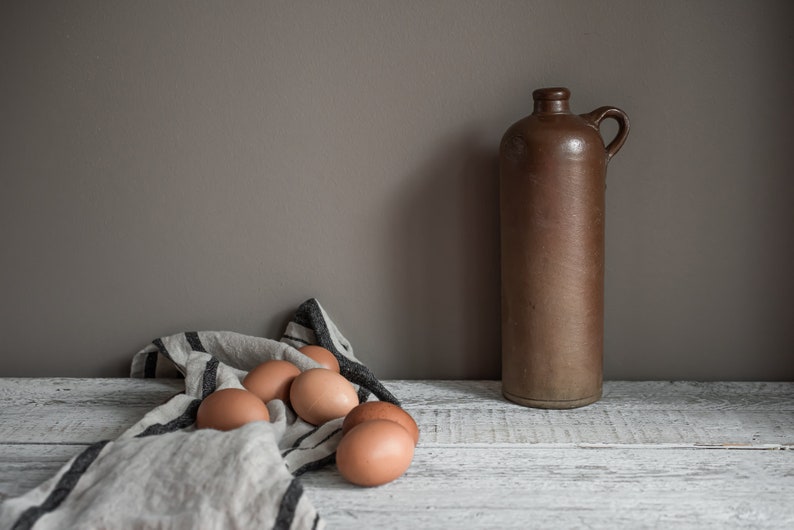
[1,298,398,530]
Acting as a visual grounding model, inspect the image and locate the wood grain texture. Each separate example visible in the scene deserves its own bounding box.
[1,379,793,527]
[2,379,791,446]
[394,380,794,447]
[304,446,794,529]
[0,444,76,499]
[0,378,183,443]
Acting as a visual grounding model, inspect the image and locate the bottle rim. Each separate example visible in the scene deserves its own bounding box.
[532,87,570,101]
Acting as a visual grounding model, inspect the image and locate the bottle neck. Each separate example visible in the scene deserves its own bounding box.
[533,99,570,115]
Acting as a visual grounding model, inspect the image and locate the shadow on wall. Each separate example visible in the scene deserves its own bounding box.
[386,128,501,379]
[761,3,794,379]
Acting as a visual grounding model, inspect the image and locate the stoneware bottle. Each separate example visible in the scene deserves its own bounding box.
[500,87,629,409]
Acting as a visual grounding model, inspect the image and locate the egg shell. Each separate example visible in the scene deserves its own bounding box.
[342,401,419,446]
[336,419,415,487]
[243,359,301,404]
[196,388,270,431]
[289,368,359,425]
[298,345,340,372]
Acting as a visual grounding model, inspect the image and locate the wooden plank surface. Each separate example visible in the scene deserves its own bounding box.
[0,378,183,444]
[0,444,76,498]
[3,444,792,527]
[2,379,792,446]
[305,446,794,528]
[395,381,794,447]
[1,379,793,527]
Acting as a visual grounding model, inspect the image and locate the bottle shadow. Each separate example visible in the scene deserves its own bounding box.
[385,128,501,379]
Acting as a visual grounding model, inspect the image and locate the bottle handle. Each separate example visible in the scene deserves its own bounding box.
[582,106,630,162]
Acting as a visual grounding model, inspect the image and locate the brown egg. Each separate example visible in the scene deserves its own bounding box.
[289,368,359,425]
[336,419,415,487]
[342,401,420,446]
[298,345,340,372]
[242,359,301,404]
[196,388,270,431]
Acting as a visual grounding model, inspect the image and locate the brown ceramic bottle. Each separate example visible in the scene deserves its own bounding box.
[500,87,629,409]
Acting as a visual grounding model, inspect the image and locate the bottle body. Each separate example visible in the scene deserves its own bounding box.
[500,87,628,409]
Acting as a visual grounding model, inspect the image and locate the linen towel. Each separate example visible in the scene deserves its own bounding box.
[0,298,398,529]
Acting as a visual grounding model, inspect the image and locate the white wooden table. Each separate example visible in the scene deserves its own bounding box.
[1,379,792,528]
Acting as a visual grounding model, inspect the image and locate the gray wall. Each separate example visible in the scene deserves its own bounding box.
[2,1,792,380]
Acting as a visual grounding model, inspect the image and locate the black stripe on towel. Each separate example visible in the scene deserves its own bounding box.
[281,333,310,346]
[273,477,304,530]
[292,453,336,477]
[309,427,342,449]
[298,298,400,406]
[12,440,111,530]
[152,338,187,378]
[281,427,342,459]
[135,398,201,438]
[291,306,314,329]
[185,331,207,352]
[281,425,322,457]
[201,357,219,398]
[143,350,159,378]
[152,338,173,362]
